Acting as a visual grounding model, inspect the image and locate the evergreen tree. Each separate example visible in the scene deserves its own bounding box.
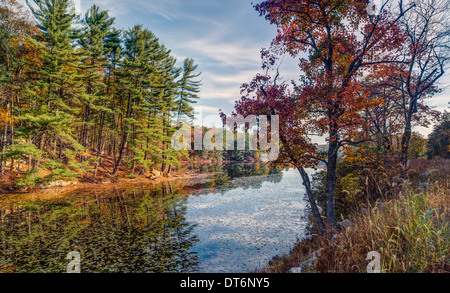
[77,4,115,163]
[112,25,176,176]
[92,27,122,178]
[158,47,182,174]
[25,0,85,179]
[1,1,202,184]
[175,58,201,127]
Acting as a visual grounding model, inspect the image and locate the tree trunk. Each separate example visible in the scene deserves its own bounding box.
[325,126,339,230]
[112,130,129,177]
[0,120,7,175]
[139,150,148,176]
[400,108,414,179]
[281,133,326,235]
[131,160,136,175]
[298,166,326,235]
[176,89,184,128]
[93,111,105,179]
[112,133,117,170]
[81,104,91,162]
[35,133,46,169]
[161,116,167,173]
[112,95,133,176]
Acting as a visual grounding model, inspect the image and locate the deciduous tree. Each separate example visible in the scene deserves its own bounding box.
[232,0,411,232]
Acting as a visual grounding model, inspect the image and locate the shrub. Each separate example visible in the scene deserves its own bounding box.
[14,168,40,188]
[314,181,449,273]
[263,178,449,273]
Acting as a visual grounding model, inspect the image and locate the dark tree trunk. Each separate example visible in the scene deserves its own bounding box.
[81,104,91,162]
[35,133,46,169]
[139,150,148,176]
[112,128,129,177]
[400,119,412,179]
[400,98,416,179]
[93,109,105,179]
[280,133,326,236]
[112,95,133,176]
[131,157,136,175]
[298,166,326,235]
[113,133,117,170]
[325,125,339,229]
[0,120,7,175]
[161,116,167,173]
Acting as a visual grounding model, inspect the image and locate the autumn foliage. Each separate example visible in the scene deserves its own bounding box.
[226,0,450,234]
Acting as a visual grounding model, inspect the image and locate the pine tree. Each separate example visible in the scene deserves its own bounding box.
[175,58,201,127]
[156,46,181,175]
[1,1,203,183]
[77,4,115,164]
[112,25,171,176]
[25,0,85,179]
[91,27,121,178]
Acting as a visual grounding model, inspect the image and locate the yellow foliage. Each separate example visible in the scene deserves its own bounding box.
[0,107,16,126]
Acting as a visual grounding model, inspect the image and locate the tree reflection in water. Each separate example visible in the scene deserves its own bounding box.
[0,182,199,273]
[0,163,286,273]
[199,163,284,192]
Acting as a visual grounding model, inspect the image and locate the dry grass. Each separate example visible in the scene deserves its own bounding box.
[265,179,450,273]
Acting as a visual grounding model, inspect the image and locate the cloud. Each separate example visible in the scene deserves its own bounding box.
[193,105,221,114]
[206,72,251,84]
[167,27,268,71]
[432,94,450,110]
[79,0,129,17]
[76,0,279,115]
[193,106,223,128]
[197,70,261,112]
[82,0,223,25]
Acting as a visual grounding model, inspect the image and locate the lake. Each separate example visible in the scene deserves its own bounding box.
[0,164,311,273]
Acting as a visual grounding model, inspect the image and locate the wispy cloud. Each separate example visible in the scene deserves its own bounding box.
[131,0,222,23]
[177,38,262,69]
[80,0,128,17]
[81,0,223,25]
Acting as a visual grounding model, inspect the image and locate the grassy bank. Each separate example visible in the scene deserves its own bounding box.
[263,159,450,273]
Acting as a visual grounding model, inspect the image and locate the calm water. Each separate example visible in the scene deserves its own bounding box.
[0,164,311,273]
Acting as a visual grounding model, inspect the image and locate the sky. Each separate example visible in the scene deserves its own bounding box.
[24,0,450,135]
[76,0,287,127]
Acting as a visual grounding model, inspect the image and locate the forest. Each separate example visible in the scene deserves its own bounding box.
[0,0,207,189]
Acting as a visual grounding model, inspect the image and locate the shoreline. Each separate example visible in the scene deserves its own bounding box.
[0,160,265,196]
[0,171,217,198]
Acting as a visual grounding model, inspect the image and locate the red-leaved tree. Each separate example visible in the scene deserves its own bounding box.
[227,0,416,234]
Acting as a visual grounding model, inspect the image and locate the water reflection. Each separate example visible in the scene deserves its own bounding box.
[185,168,308,273]
[0,163,306,273]
[198,163,284,193]
[0,182,199,273]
